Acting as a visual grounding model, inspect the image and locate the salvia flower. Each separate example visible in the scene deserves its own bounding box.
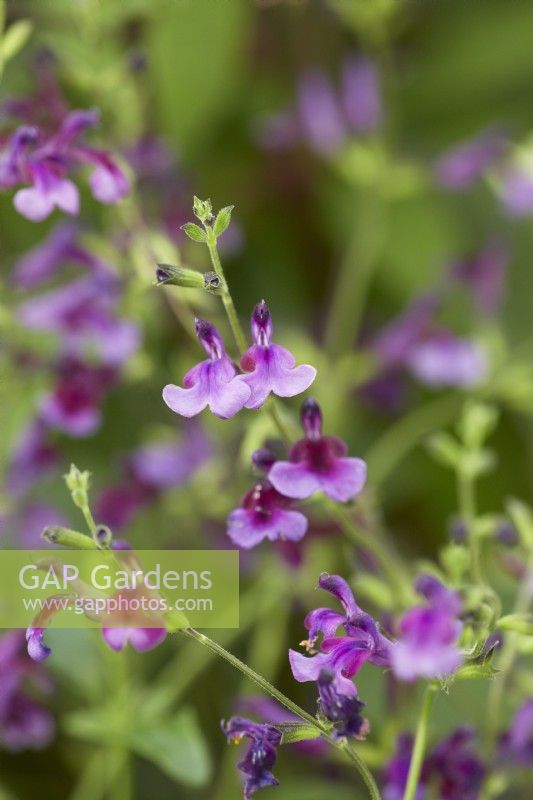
[238,300,316,409]
[269,399,366,502]
[428,726,485,800]
[227,478,308,549]
[289,573,390,696]
[450,241,508,316]
[499,162,533,217]
[5,419,59,497]
[405,332,488,389]
[1,109,129,221]
[498,699,533,764]
[163,320,251,419]
[382,734,427,800]
[434,129,507,190]
[222,716,282,800]
[0,631,55,751]
[317,668,368,740]
[390,575,463,682]
[297,70,347,155]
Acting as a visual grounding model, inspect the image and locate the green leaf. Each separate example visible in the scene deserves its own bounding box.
[0,19,33,63]
[451,662,498,681]
[132,707,212,787]
[213,205,234,237]
[274,722,322,745]
[426,432,462,469]
[457,402,498,449]
[181,223,207,243]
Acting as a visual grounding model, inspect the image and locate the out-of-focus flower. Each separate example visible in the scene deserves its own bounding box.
[12,221,79,287]
[341,56,382,135]
[238,300,316,409]
[102,609,167,653]
[239,696,327,756]
[96,426,212,531]
[17,273,140,366]
[39,358,116,437]
[499,163,533,216]
[499,699,533,764]
[5,419,59,497]
[227,478,308,549]
[373,293,441,368]
[390,575,463,682]
[222,716,282,800]
[256,54,382,155]
[434,129,506,189]
[405,333,488,389]
[317,668,368,740]
[1,502,68,549]
[289,573,390,696]
[163,320,251,419]
[1,109,129,221]
[269,399,366,502]
[382,734,427,800]
[451,240,508,315]
[0,631,55,751]
[428,726,485,800]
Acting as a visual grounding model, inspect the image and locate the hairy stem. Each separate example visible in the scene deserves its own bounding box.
[403,685,436,800]
[181,628,382,800]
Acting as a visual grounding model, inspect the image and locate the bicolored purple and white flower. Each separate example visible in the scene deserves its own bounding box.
[238,300,316,409]
[1,109,129,221]
[222,716,282,800]
[163,320,251,419]
[227,478,308,549]
[390,575,463,682]
[268,399,366,502]
[289,573,391,696]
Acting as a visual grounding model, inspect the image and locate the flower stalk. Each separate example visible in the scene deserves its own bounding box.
[402,684,437,800]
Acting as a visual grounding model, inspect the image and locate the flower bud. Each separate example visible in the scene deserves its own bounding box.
[155,263,205,288]
[42,526,98,549]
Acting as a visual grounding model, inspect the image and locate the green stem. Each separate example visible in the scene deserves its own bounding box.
[181,628,381,800]
[324,188,384,356]
[206,234,247,354]
[403,685,436,800]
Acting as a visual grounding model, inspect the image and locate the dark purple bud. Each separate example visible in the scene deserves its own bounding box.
[251,300,272,346]
[448,516,469,544]
[95,525,113,547]
[222,716,282,799]
[25,628,51,662]
[251,447,277,473]
[317,669,367,740]
[195,319,225,360]
[300,398,322,440]
[496,520,519,547]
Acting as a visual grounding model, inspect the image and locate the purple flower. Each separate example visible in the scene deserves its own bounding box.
[373,293,441,368]
[26,628,52,663]
[101,626,166,653]
[227,479,308,549]
[405,333,488,389]
[239,696,327,756]
[11,221,79,287]
[289,573,390,696]
[297,70,347,154]
[0,632,55,751]
[17,274,140,366]
[222,716,282,800]
[341,56,382,135]
[238,300,316,409]
[499,699,533,764]
[451,241,508,315]
[317,668,368,740]
[428,727,485,800]
[3,502,69,549]
[5,419,59,497]
[163,320,251,419]
[390,575,463,682]
[39,358,116,437]
[435,129,506,189]
[382,734,427,800]
[1,109,129,221]
[500,164,533,216]
[268,399,366,502]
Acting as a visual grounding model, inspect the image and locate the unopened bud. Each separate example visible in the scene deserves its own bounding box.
[94,525,113,548]
[155,263,205,289]
[42,526,98,550]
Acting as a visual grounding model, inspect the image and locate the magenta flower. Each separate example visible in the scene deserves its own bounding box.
[163,319,251,419]
[238,300,316,409]
[1,109,129,221]
[101,626,166,653]
[222,716,282,800]
[289,573,390,697]
[390,575,463,682]
[269,399,366,502]
[39,358,116,437]
[0,632,55,751]
[227,478,308,549]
